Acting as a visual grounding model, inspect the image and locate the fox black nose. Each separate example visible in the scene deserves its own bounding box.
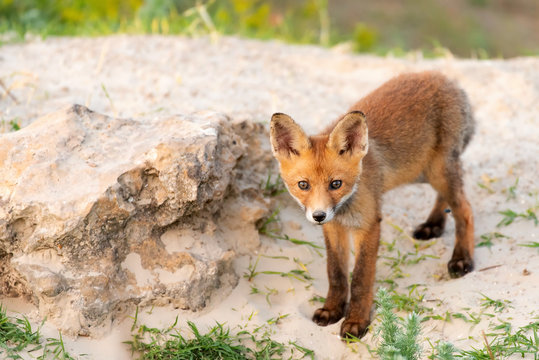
[312,211,326,223]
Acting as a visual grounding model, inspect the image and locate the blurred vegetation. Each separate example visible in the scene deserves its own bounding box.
[0,0,537,57]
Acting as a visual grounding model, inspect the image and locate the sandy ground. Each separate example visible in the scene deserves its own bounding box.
[1,35,539,359]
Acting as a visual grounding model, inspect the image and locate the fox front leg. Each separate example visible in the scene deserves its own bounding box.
[313,222,349,326]
[341,220,381,338]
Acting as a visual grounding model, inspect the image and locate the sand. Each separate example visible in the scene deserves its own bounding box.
[1,35,538,359]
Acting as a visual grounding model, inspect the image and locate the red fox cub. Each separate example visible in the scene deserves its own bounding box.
[270,71,475,339]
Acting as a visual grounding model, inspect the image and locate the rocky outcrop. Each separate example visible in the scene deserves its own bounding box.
[0,105,272,336]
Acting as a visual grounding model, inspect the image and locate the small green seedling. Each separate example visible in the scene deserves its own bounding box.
[476,232,508,249]
[497,207,538,227]
[375,287,422,360]
[262,171,287,197]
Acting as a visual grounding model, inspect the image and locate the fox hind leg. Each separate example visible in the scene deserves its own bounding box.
[445,185,474,278]
[426,155,475,278]
[413,194,448,240]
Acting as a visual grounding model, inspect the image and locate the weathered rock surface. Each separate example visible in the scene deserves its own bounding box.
[0,105,271,336]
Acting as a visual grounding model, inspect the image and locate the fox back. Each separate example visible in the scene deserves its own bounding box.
[346,71,475,192]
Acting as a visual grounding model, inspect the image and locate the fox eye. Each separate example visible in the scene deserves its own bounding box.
[298,181,310,190]
[330,180,342,190]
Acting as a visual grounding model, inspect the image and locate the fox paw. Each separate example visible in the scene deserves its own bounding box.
[340,319,370,339]
[312,307,344,326]
[448,256,474,278]
[413,222,444,240]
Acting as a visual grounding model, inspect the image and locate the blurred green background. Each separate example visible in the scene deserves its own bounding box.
[0,0,537,58]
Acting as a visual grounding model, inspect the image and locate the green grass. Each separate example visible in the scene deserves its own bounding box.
[244,255,313,283]
[244,251,315,305]
[9,119,20,131]
[374,224,539,360]
[0,305,42,357]
[0,118,21,132]
[0,0,329,46]
[519,241,539,250]
[128,320,253,359]
[497,207,538,227]
[374,288,539,360]
[458,321,539,359]
[101,82,117,116]
[432,342,457,360]
[477,181,495,194]
[308,295,325,305]
[257,209,324,256]
[0,305,73,360]
[126,306,539,360]
[377,232,442,317]
[505,178,519,200]
[249,284,279,306]
[261,171,287,198]
[40,332,74,360]
[126,316,314,359]
[476,232,507,249]
[389,284,436,316]
[374,236,448,329]
[479,293,512,313]
[3,0,525,58]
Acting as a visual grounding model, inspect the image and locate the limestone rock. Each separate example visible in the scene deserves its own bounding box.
[0,105,272,336]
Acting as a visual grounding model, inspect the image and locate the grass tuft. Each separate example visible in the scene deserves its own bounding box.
[261,171,287,197]
[0,305,73,359]
[479,293,512,313]
[433,342,456,360]
[497,207,538,227]
[458,321,539,359]
[126,315,314,359]
[0,305,42,357]
[476,232,507,249]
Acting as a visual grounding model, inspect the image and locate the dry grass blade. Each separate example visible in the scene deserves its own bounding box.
[478,264,503,272]
[482,331,495,360]
[0,78,19,103]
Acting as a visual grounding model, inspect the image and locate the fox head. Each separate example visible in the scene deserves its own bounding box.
[270,111,369,225]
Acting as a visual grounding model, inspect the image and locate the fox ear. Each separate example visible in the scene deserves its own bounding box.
[270,113,311,158]
[328,111,368,157]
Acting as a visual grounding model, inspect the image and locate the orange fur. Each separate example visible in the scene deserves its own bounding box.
[270,71,475,339]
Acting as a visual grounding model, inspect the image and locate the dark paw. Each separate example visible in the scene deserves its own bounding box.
[448,257,474,278]
[340,319,370,339]
[312,307,344,326]
[413,222,444,240]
